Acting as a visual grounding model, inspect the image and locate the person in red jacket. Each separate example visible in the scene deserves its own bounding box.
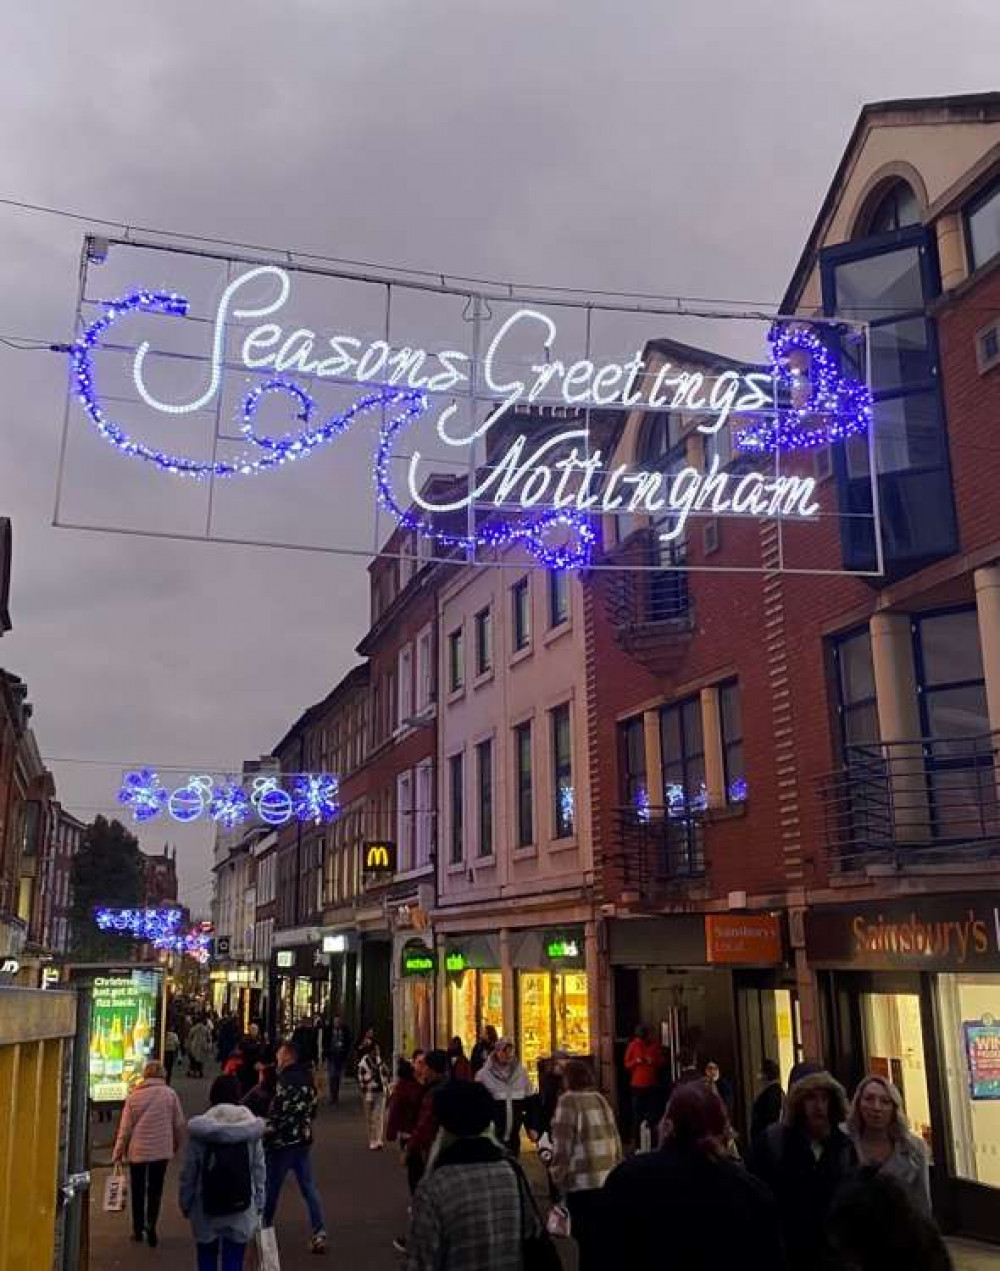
[624,1024,665,1147]
[386,1057,424,1151]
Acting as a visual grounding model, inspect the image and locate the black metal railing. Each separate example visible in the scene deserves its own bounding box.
[819,733,1000,870]
[601,807,706,901]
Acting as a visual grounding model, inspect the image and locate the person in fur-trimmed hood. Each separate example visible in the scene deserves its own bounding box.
[747,1063,857,1271]
[179,1074,266,1265]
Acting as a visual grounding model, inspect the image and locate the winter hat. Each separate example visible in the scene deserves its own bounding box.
[434,1080,496,1138]
[788,1061,824,1088]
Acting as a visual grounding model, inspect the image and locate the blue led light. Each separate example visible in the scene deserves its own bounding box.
[94,907,211,962]
[117,770,341,827]
[117,769,167,822]
[209,781,252,830]
[292,773,340,825]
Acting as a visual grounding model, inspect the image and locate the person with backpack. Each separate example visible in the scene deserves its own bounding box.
[263,1040,328,1254]
[179,1075,266,1270]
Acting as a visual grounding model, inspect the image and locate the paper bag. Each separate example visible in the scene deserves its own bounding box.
[103,1165,127,1212]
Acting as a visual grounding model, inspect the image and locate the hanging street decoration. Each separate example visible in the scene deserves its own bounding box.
[116,769,341,829]
[65,248,875,574]
[94,907,213,964]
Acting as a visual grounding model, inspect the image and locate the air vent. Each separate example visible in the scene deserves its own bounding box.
[977,320,1000,375]
[703,518,720,556]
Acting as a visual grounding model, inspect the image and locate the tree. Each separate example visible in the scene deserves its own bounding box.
[70,815,145,959]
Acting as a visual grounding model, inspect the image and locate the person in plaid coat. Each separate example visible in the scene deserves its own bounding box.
[406,1081,540,1271]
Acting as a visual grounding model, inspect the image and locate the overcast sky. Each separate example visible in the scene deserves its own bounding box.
[0,1,997,909]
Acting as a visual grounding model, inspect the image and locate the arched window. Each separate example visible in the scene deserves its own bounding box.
[865,181,920,236]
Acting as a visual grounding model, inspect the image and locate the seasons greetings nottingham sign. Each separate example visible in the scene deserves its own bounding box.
[63,238,875,571]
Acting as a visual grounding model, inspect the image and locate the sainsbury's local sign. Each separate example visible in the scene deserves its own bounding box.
[67,243,874,570]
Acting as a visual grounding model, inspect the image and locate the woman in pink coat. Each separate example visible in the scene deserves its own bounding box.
[113,1061,186,1246]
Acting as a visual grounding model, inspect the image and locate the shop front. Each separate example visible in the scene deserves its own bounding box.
[443,934,504,1053]
[608,911,794,1136]
[209,966,266,1030]
[270,943,331,1038]
[806,891,1000,1240]
[397,938,435,1057]
[511,927,591,1085]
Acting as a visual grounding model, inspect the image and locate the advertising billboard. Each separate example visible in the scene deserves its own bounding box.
[88,968,164,1103]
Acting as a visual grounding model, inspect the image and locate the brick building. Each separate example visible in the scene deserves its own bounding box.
[587,93,1000,1241]
[140,845,179,907]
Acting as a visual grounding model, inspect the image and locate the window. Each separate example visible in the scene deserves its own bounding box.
[397,771,413,872]
[966,181,1000,273]
[865,181,920,237]
[833,628,879,750]
[548,572,569,628]
[415,760,434,868]
[475,607,492,676]
[659,696,705,813]
[398,644,413,728]
[913,608,988,740]
[515,721,534,847]
[513,578,531,651]
[476,739,493,858]
[399,535,415,589]
[416,625,434,711]
[719,681,745,803]
[449,753,464,865]
[551,704,574,837]
[448,628,464,693]
[619,718,647,809]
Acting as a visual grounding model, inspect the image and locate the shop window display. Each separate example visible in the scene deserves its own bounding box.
[448,971,478,1052]
[519,971,553,1086]
[938,973,1000,1188]
[554,971,590,1054]
[481,970,504,1036]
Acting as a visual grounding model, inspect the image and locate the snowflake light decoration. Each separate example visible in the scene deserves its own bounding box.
[292,773,340,825]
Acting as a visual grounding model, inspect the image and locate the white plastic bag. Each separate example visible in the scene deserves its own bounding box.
[255,1226,281,1271]
[103,1165,127,1212]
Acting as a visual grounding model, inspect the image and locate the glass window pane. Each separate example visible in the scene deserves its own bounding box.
[838,631,876,705]
[925,685,990,739]
[554,970,590,1055]
[843,702,880,748]
[683,699,704,757]
[449,754,463,864]
[871,392,943,474]
[968,186,1000,272]
[477,740,492,858]
[660,707,681,765]
[518,971,552,1090]
[720,683,742,745]
[835,246,924,319]
[938,973,1000,1185]
[869,318,935,391]
[919,610,984,686]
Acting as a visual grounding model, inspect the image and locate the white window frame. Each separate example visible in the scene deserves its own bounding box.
[397,770,414,872]
[398,643,414,729]
[416,623,434,712]
[415,759,434,869]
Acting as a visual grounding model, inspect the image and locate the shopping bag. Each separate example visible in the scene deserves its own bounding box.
[545,1202,572,1239]
[255,1225,281,1271]
[102,1165,128,1212]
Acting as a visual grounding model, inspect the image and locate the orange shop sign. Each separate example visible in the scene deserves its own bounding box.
[705,913,783,965]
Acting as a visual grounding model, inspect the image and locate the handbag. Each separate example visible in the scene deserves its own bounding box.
[508,1161,561,1271]
[545,1201,572,1239]
[103,1164,128,1212]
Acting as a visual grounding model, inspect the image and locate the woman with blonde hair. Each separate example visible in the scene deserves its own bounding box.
[113,1060,186,1246]
[847,1074,931,1216]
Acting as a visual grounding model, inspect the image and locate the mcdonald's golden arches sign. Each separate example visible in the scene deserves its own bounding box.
[364,840,397,875]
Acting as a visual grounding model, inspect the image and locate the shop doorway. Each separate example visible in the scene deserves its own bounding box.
[735,979,802,1135]
[860,989,933,1148]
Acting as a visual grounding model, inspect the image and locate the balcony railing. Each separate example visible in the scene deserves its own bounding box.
[599,807,706,904]
[819,733,1000,871]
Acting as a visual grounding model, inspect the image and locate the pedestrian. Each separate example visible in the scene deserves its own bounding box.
[446,1036,473,1082]
[188,1017,213,1079]
[470,1023,498,1075]
[846,1074,931,1216]
[263,1040,328,1255]
[746,1063,856,1271]
[354,1026,375,1068]
[164,1027,181,1085]
[549,1058,622,1271]
[217,1013,241,1066]
[602,1081,786,1269]
[475,1038,532,1156]
[406,1080,545,1271]
[357,1039,390,1149]
[750,1058,785,1144]
[242,1062,277,1119]
[387,1058,424,1154]
[827,1167,952,1271]
[704,1058,735,1120]
[112,1060,186,1247]
[623,1024,665,1146]
[323,1014,352,1105]
[178,1074,266,1271]
[394,1049,449,1253]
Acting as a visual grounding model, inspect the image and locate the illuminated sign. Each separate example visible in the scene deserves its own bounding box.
[89,969,164,1103]
[117,769,339,828]
[445,952,467,974]
[0,958,20,977]
[65,246,876,575]
[275,950,294,969]
[546,939,580,960]
[323,934,347,954]
[401,944,436,977]
[364,841,397,875]
[42,967,60,988]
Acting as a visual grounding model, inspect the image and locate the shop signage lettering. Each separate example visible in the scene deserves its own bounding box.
[964,1017,1000,1100]
[69,256,873,572]
[0,957,19,977]
[402,947,435,976]
[546,939,580,960]
[445,952,467,973]
[705,913,783,965]
[805,895,1000,971]
[364,841,397,875]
